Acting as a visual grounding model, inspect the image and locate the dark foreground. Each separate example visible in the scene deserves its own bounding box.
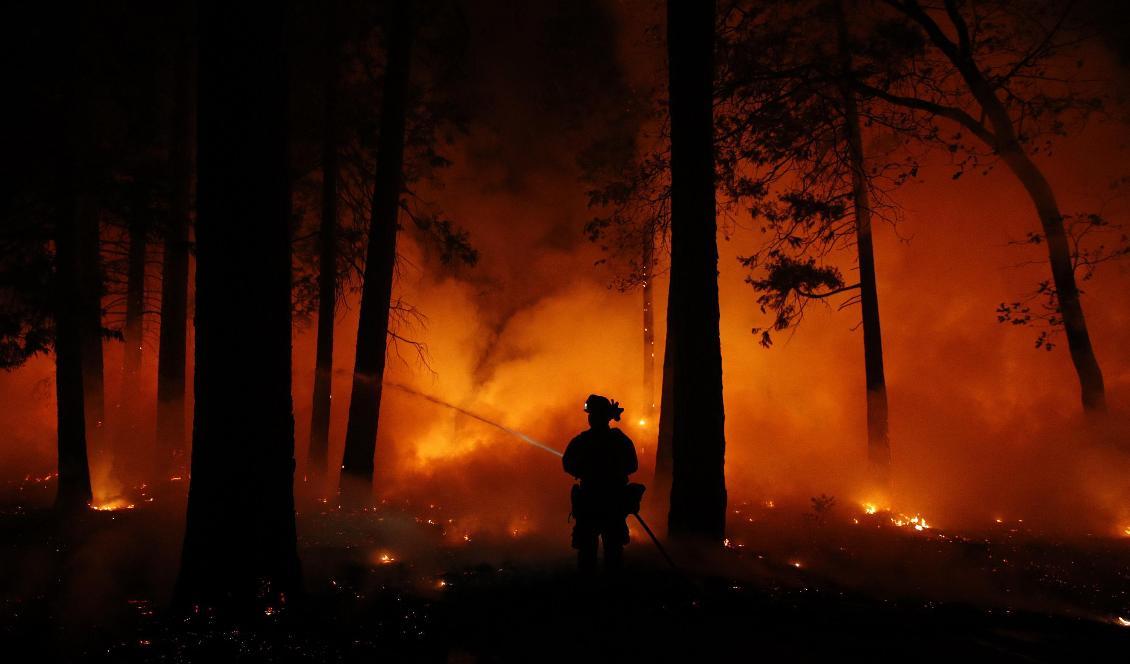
[2,477,1129,662]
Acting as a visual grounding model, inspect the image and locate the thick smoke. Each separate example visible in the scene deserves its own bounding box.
[4,0,1130,542]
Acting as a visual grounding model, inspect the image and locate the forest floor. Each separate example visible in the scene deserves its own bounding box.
[2,475,1130,662]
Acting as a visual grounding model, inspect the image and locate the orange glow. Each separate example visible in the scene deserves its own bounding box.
[91,498,135,512]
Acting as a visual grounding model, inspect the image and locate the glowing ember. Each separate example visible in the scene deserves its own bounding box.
[91,498,135,511]
[859,502,931,531]
[376,552,396,565]
[1121,525,1130,538]
[790,561,802,569]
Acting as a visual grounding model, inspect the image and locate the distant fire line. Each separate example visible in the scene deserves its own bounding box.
[386,382,564,458]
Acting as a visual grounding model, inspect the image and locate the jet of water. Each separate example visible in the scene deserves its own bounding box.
[387,382,564,458]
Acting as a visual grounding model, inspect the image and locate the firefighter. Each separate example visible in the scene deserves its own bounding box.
[563,394,638,574]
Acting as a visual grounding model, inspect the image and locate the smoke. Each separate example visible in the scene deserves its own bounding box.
[3,0,1130,545]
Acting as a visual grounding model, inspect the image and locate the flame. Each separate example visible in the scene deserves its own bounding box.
[374,551,397,565]
[91,498,135,511]
[859,501,930,531]
[1117,617,1130,627]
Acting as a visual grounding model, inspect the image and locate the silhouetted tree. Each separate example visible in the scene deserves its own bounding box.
[307,0,342,490]
[665,0,727,541]
[54,157,94,513]
[0,3,94,512]
[157,3,193,472]
[716,0,916,485]
[852,0,1113,412]
[339,0,416,508]
[176,0,301,612]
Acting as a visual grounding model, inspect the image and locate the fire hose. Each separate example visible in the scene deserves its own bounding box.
[388,383,685,573]
[631,511,681,573]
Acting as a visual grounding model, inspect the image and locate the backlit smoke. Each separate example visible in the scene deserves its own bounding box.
[387,382,564,458]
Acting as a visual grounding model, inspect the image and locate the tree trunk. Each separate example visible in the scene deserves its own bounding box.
[118,212,146,429]
[1000,148,1106,412]
[836,0,891,487]
[156,0,193,473]
[642,232,656,426]
[651,321,675,516]
[308,1,340,489]
[55,66,93,510]
[900,0,1106,413]
[665,0,727,542]
[175,0,300,613]
[77,199,105,453]
[338,1,414,508]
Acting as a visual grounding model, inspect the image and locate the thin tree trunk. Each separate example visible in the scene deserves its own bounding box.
[156,0,193,473]
[642,233,656,425]
[836,0,891,487]
[651,320,675,515]
[665,0,727,542]
[77,200,105,452]
[308,1,340,488]
[176,0,300,613]
[338,1,414,508]
[897,0,1106,413]
[1000,148,1106,411]
[118,212,146,421]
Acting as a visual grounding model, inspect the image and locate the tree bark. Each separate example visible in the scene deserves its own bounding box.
[156,0,193,473]
[651,321,675,515]
[836,0,891,486]
[118,211,146,427]
[55,57,93,510]
[308,1,340,489]
[338,1,414,508]
[665,0,727,542]
[77,197,105,453]
[175,0,301,613]
[642,233,656,425]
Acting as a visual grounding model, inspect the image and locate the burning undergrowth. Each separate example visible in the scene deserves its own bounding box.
[4,472,1130,661]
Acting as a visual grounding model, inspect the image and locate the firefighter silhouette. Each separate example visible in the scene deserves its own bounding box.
[563,394,638,573]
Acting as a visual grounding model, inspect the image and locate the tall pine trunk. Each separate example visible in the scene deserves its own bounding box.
[55,54,93,510]
[338,2,414,508]
[156,3,193,472]
[77,197,105,453]
[665,0,727,542]
[118,213,146,425]
[836,0,890,486]
[308,2,340,488]
[176,0,300,612]
[652,321,675,513]
[642,233,656,425]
